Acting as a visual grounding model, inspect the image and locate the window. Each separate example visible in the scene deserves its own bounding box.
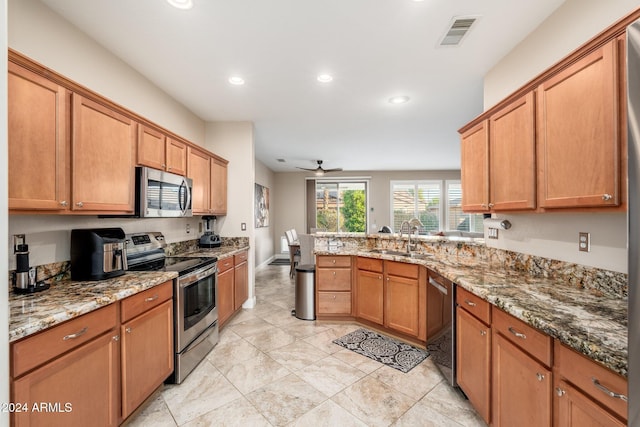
[316,181,367,233]
[391,180,483,233]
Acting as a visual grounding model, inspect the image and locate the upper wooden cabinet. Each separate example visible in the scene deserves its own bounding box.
[137,125,187,176]
[8,62,69,211]
[71,94,136,213]
[187,146,211,215]
[210,156,228,215]
[460,120,489,212]
[537,40,620,209]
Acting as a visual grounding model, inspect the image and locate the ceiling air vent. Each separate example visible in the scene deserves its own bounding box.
[439,16,480,47]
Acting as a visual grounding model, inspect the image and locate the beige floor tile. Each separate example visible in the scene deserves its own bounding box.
[220,351,291,394]
[161,361,242,426]
[392,401,463,427]
[371,358,444,400]
[332,376,416,427]
[281,321,331,339]
[267,339,330,371]
[420,382,488,427]
[180,397,271,427]
[227,316,274,338]
[216,328,242,346]
[332,348,384,374]
[125,394,177,427]
[205,336,262,371]
[302,328,353,354]
[259,308,301,327]
[295,355,367,397]
[244,325,297,352]
[245,374,326,426]
[289,400,369,427]
[225,309,257,326]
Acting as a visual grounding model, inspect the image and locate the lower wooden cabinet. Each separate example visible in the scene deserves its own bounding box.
[218,251,249,327]
[121,300,173,419]
[316,255,353,317]
[554,379,625,427]
[356,269,384,324]
[234,251,249,310]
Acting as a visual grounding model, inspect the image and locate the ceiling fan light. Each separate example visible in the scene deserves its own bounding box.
[315,169,325,176]
[389,96,410,104]
[317,74,333,83]
[167,0,193,10]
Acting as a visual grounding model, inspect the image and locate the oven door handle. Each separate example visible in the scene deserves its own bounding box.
[179,265,217,288]
[428,277,448,295]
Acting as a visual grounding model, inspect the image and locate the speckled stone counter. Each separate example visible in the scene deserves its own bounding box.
[9,271,177,343]
[177,245,250,260]
[316,248,628,377]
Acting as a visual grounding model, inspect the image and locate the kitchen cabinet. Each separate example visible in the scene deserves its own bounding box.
[537,40,620,209]
[217,256,235,326]
[554,341,627,425]
[234,251,249,310]
[456,287,491,424]
[71,94,136,213]
[8,62,69,212]
[316,255,353,317]
[210,156,229,215]
[120,283,173,420]
[355,257,384,324]
[385,261,423,339]
[137,126,187,176]
[460,120,489,212]
[187,146,211,215]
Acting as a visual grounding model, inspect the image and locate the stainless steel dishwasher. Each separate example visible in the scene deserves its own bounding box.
[426,270,456,386]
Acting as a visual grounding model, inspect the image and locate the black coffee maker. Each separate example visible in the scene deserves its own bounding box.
[71,228,128,281]
[199,216,221,248]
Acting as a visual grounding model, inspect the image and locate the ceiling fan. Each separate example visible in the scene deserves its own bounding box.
[297,160,343,176]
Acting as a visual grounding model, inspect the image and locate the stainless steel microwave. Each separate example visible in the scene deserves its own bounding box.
[136,166,192,217]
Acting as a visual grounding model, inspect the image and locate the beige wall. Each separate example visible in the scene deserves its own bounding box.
[482,0,637,273]
[1,0,9,424]
[255,160,276,267]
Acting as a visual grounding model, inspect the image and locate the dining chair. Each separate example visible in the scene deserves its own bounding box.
[285,230,300,277]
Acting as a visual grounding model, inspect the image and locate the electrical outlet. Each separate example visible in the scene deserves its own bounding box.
[241,223,247,231]
[186,224,191,234]
[579,232,590,252]
[487,228,499,239]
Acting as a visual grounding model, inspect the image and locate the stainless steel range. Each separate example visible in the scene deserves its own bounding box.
[126,232,218,384]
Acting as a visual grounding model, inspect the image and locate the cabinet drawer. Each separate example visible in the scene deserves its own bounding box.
[493,307,552,367]
[554,341,627,420]
[456,287,491,325]
[317,292,351,314]
[234,251,248,264]
[357,257,383,273]
[317,268,352,291]
[218,256,234,273]
[11,303,117,378]
[121,280,173,323]
[386,260,419,279]
[317,255,352,268]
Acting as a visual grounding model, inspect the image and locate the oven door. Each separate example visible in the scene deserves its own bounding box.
[139,166,192,217]
[175,264,217,351]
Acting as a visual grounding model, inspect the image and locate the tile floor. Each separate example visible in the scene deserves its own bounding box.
[127,263,487,427]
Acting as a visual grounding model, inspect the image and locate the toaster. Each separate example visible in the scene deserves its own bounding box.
[70,228,128,281]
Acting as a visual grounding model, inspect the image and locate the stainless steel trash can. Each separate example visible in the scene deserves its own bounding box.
[294,264,315,320]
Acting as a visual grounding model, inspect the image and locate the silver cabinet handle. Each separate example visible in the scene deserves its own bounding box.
[378,276,382,280]
[60,200,68,207]
[332,259,336,264]
[591,377,628,402]
[480,330,487,336]
[162,163,166,168]
[602,194,613,201]
[536,373,545,381]
[75,201,84,207]
[332,295,336,299]
[481,204,488,209]
[488,203,494,208]
[63,327,88,340]
[145,295,159,302]
[508,326,527,339]
[556,387,565,397]
[464,299,476,307]
[125,327,132,334]
[113,335,119,342]
[333,271,336,276]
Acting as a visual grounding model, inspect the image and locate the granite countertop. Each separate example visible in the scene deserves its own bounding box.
[316,248,628,377]
[9,271,177,343]
[178,245,250,260]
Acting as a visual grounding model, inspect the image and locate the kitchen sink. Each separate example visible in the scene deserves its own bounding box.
[368,249,432,259]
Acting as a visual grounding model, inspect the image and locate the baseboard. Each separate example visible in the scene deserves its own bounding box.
[242,296,257,309]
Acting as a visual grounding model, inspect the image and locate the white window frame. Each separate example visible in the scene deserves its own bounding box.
[390,180,443,232]
[312,177,370,234]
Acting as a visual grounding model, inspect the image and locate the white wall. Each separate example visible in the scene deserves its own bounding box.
[1,0,9,424]
[482,0,638,274]
[205,122,256,307]
[254,160,276,267]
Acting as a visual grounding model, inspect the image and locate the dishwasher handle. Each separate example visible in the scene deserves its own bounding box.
[428,277,448,295]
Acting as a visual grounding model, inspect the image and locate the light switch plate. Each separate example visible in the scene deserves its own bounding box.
[241,223,247,231]
[488,228,499,239]
[579,232,590,252]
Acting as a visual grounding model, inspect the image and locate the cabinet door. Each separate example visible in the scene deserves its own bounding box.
[137,125,166,171]
[187,147,211,214]
[460,120,490,212]
[8,62,69,211]
[210,157,228,215]
[385,274,419,337]
[554,379,625,427]
[426,278,445,339]
[71,94,136,212]
[234,261,248,311]
[356,270,384,324]
[489,92,536,211]
[218,268,235,326]
[492,333,552,427]
[166,138,187,176]
[537,40,620,208]
[12,332,119,427]
[121,300,173,419]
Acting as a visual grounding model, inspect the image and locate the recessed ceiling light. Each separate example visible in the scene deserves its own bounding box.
[317,74,333,83]
[167,0,193,10]
[389,96,410,104]
[228,76,245,85]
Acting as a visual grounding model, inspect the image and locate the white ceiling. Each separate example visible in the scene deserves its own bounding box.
[39,0,565,172]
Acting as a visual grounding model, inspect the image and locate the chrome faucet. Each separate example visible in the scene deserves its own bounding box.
[399,218,423,253]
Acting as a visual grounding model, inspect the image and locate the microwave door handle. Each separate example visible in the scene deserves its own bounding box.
[180,179,191,215]
[178,181,185,211]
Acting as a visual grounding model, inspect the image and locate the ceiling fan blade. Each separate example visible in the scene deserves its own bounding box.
[323,168,343,172]
[296,167,319,172]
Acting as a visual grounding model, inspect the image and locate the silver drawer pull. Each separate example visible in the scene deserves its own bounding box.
[480,330,487,336]
[536,373,545,381]
[592,377,628,402]
[508,326,527,339]
[602,194,613,201]
[63,327,88,340]
[464,299,476,307]
[556,387,566,397]
[126,327,132,334]
[145,295,159,302]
